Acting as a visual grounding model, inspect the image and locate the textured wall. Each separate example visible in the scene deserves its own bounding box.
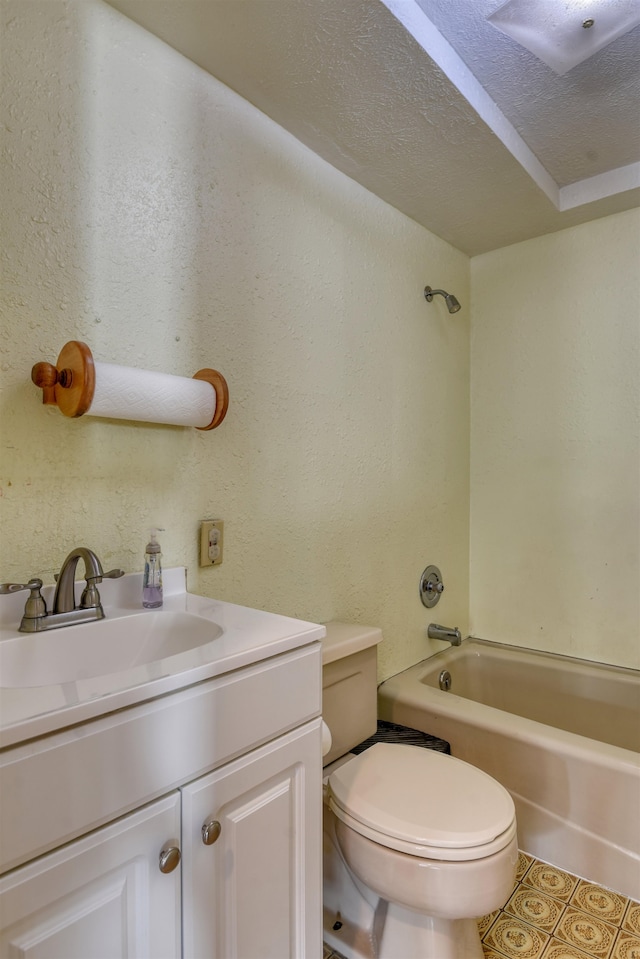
[0,0,470,682]
[470,210,640,669]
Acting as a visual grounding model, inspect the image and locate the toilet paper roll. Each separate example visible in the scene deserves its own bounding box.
[321,720,332,758]
[88,362,215,428]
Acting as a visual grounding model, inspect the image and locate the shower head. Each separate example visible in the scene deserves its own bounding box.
[424,286,461,314]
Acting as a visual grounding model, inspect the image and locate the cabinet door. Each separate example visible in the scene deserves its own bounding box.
[182,719,322,959]
[0,793,181,959]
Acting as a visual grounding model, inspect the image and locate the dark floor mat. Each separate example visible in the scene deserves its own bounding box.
[351,719,450,755]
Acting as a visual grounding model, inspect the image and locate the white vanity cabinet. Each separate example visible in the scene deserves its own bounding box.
[0,794,182,958]
[182,721,321,959]
[0,638,323,959]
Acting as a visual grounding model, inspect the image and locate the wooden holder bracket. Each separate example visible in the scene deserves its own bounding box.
[192,369,229,430]
[31,341,95,417]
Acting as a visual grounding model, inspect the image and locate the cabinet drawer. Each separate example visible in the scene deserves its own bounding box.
[0,643,321,872]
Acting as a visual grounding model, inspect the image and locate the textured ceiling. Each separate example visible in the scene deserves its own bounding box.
[415,0,640,187]
[106,0,640,255]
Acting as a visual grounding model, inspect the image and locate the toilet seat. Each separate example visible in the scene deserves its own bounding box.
[328,742,516,862]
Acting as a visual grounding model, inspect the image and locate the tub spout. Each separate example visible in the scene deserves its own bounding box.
[428,623,462,646]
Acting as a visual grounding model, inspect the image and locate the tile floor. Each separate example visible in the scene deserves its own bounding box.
[323,851,640,959]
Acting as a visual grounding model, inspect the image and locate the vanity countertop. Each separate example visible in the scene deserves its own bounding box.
[0,568,324,749]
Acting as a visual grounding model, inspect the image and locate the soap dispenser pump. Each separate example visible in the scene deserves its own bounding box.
[143,529,163,608]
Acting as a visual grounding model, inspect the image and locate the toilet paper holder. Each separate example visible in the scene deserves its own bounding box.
[31,340,229,431]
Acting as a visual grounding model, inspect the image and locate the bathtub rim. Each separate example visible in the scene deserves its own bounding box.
[379,637,640,773]
[439,634,640,681]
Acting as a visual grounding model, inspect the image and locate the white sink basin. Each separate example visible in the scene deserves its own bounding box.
[0,611,223,687]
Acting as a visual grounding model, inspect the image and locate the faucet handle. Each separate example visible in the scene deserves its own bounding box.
[80,582,101,609]
[80,568,124,611]
[83,568,125,586]
[0,579,47,622]
[80,570,124,609]
[0,578,43,594]
[84,568,125,582]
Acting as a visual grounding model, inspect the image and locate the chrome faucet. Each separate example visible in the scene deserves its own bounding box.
[427,623,462,646]
[0,548,124,632]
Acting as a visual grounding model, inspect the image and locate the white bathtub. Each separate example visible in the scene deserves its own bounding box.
[378,639,640,900]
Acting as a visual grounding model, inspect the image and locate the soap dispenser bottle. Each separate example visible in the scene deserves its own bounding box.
[143,529,163,608]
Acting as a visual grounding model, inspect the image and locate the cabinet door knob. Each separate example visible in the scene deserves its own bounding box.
[159,843,181,873]
[202,819,222,845]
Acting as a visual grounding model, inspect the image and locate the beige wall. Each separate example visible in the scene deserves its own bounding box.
[0,0,470,682]
[4,1,636,681]
[470,210,640,669]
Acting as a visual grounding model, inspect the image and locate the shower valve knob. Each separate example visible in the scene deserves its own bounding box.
[419,565,444,608]
[425,581,444,594]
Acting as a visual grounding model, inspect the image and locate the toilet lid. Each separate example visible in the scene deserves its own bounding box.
[328,743,515,858]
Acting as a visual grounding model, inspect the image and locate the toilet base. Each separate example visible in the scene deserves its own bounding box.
[376,906,483,959]
[323,802,489,959]
[324,905,483,959]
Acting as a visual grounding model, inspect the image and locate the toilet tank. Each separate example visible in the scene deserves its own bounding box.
[322,622,382,765]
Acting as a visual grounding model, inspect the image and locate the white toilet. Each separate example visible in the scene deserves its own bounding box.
[322,623,518,959]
